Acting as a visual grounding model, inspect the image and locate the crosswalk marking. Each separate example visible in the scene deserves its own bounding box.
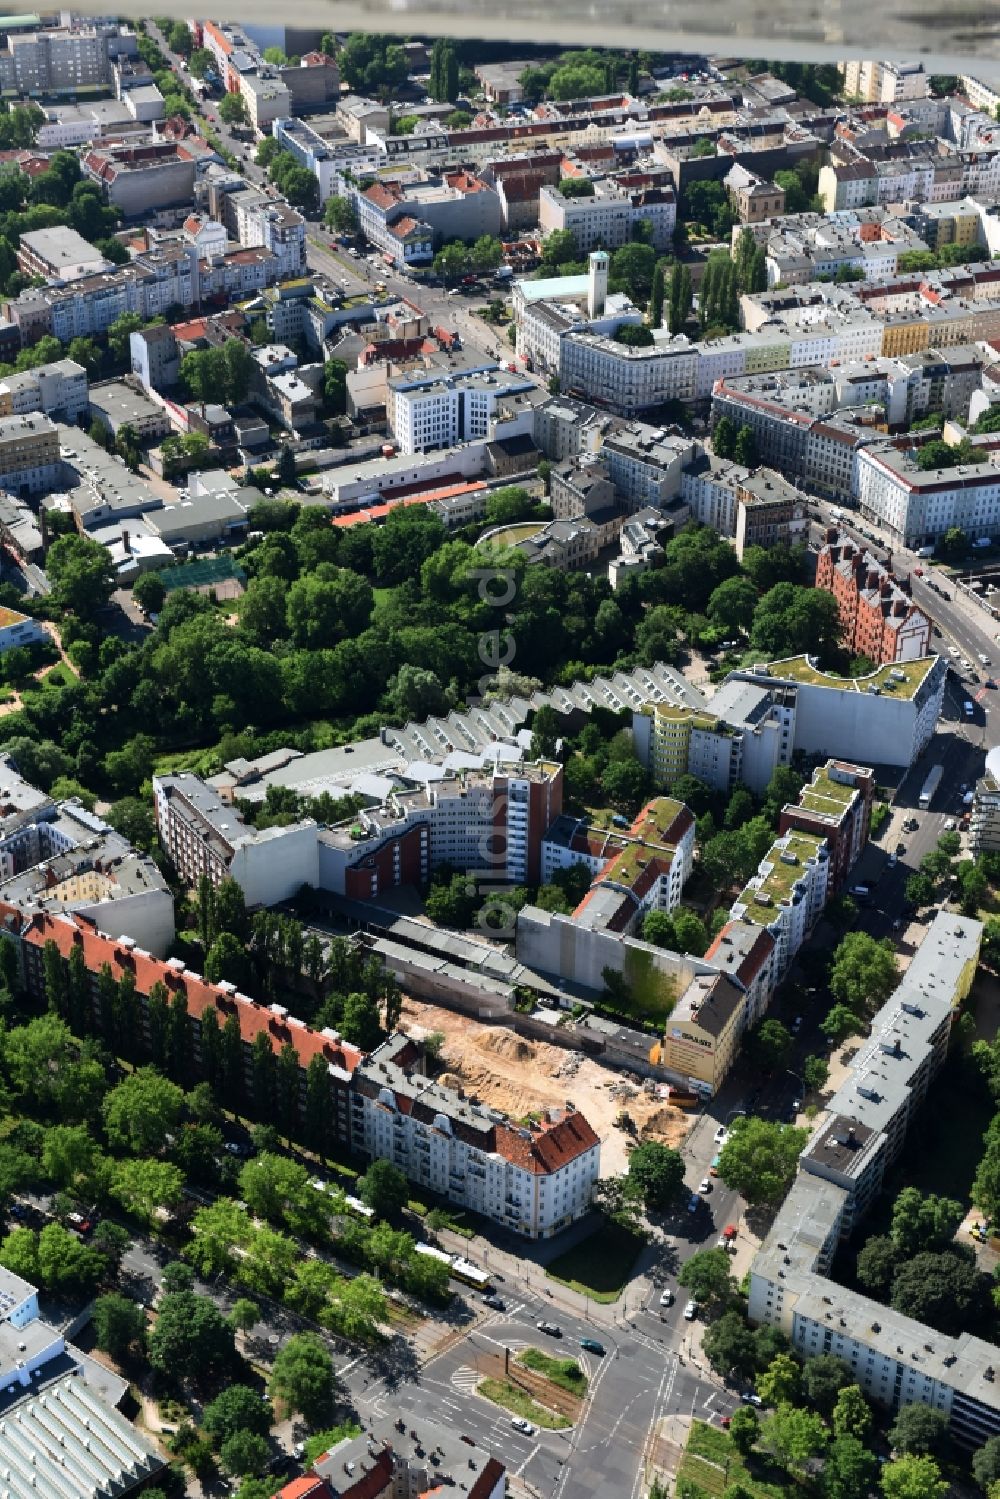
[451,1365,480,1394]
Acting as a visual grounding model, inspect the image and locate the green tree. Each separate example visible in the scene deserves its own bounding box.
[358,1159,408,1220]
[702,1309,760,1382]
[890,1250,988,1334]
[889,1187,963,1256]
[46,534,116,618]
[747,1019,791,1074]
[880,1455,947,1499]
[803,1354,852,1414]
[203,1385,273,1447]
[803,1055,829,1093]
[830,932,898,1015]
[757,1351,801,1406]
[678,1248,734,1306]
[92,1293,147,1361]
[762,1403,828,1470]
[148,1291,235,1379]
[649,261,666,328]
[825,1436,879,1499]
[220,1431,269,1478]
[856,1234,902,1295]
[269,1332,336,1426]
[888,1405,949,1458]
[642,910,677,949]
[821,1004,866,1046]
[708,575,757,636]
[716,1117,807,1206]
[324,195,358,236]
[973,1436,1000,1488]
[103,1069,185,1155]
[110,1158,184,1226]
[625,1140,685,1209]
[832,1384,873,1442]
[219,92,248,125]
[728,1406,760,1458]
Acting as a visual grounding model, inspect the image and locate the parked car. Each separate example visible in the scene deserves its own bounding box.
[742,1392,764,1406]
[699,1178,712,1193]
[687,1194,700,1213]
[713,1125,728,1145]
[683,1300,698,1320]
[537,1321,562,1337]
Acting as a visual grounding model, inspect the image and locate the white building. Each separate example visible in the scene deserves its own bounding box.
[729,828,830,975]
[152,774,319,906]
[856,443,1000,547]
[0,359,89,423]
[748,914,994,1446]
[732,655,946,768]
[352,1033,600,1239]
[388,366,535,455]
[538,178,676,253]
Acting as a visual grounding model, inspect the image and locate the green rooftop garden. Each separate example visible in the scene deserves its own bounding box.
[768,655,933,699]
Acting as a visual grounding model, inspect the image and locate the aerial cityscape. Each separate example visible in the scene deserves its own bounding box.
[2,21,1000,1499]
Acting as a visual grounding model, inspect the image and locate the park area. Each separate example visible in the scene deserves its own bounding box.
[400,994,691,1177]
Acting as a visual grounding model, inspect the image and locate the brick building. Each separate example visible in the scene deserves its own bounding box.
[816,532,931,664]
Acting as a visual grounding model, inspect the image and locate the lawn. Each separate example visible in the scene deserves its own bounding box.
[678,1421,792,1499]
[545,1221,645,1302]
[518,1347,588,1395]
[478,1377,571,1429]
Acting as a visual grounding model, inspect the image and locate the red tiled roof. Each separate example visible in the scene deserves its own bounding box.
[469,1459,506,1499]
[23,910,364,1075]
[495,1109,599,1174]
[330,481,487,529]
[363,182,402,211]
[275,1480,331,1499]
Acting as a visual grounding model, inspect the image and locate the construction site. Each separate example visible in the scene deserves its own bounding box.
[399,993,692,1177]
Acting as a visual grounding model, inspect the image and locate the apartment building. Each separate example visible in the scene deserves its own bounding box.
[680,453,751,536]
[538,177,676,253]
[273,115,381,205]
[856,443,1000,546]
[83,142,198,217]
[778,759,874,891]
[239,71,292,134]
[0,25,120,94]
[725,164,786,224]
[601,423,695,507]
[318,760,563,899]
[236,199,307,279]
[748,915,995,1445]
[729,828,830,975]
[733,655,946,768]
[152,773,319,907]
[971,743,1000,857]
[663,921,777,1093]
[389,366,535,454]
[532,394,605,463]
[352,1034,600,1240]
[816,534,932,663]
[0,412,60,495]
[634,677,797,798]
[539,797,696,934]
[840,60,929,104]
[0,358,88,423]
[19,905,363,1151]
[733,469,809,559]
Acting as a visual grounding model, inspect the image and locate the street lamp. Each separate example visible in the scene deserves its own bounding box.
[725,1107,746,1127]
[787,1069,805,1106]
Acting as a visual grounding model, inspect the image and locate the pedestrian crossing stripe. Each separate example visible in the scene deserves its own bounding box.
[452,1366,480,1393]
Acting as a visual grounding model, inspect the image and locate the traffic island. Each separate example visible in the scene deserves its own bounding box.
[475,1347,584,1428]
